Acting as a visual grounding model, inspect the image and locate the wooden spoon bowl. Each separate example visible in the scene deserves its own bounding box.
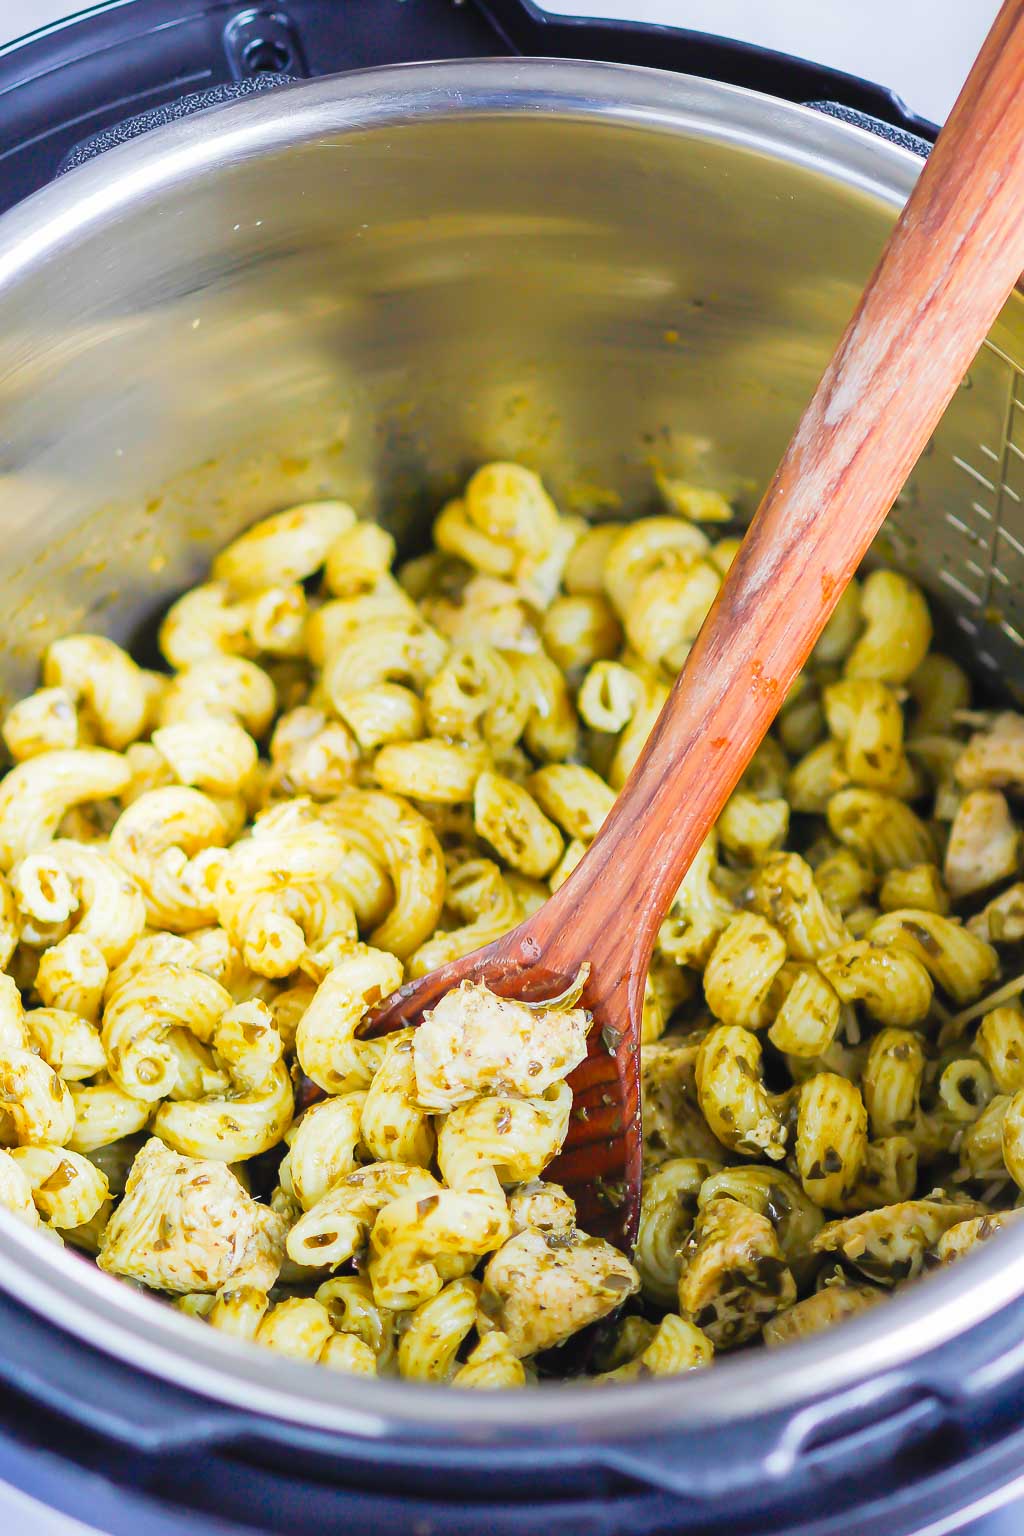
[362,907,644,1240]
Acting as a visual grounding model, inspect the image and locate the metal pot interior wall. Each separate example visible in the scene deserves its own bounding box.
[0,70,964,703]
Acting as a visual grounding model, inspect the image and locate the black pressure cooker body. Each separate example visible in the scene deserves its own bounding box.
[1,7,1022,1536]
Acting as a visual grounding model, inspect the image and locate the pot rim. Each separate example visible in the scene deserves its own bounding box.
[0,56,1016,1446]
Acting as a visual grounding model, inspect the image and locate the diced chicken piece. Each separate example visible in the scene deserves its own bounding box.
[413,980,588,1112]
[678,1199,796,1348]
[930,1210,1019,1265]
[813,1194,984,1286]
[763,1282,883,1346]
[955,712,1024,791]
[98,1138,286,1294]
[945,791,1020,899]
[479,1227,639,1357]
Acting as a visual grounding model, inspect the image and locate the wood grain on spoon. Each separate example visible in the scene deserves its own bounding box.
[357,0,1024,1249]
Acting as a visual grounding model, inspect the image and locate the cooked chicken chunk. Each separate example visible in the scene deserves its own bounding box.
[763,1281,883,1346]
[413,981,588,1111]
[479,1227,639,1357]
[929,1210,1019,1265]
[98,1138,286,1294]
[944,791,1020,899]
[813,1194,984,1285]
[955,712,1024,791]
[678,1198,796,1348]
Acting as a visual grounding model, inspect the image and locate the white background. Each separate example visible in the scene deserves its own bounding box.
[0,0,1003,125]
[543,0,999,125]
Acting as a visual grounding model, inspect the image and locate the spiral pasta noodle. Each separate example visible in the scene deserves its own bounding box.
[0,463,1019,1386]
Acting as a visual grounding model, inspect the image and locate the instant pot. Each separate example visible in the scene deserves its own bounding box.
[2,4,1024,1534]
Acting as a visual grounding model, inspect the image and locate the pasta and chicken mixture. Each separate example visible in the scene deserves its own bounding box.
[0,461,1022,1385]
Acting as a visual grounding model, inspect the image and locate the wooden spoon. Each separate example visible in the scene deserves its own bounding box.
[360,0,1024,1249]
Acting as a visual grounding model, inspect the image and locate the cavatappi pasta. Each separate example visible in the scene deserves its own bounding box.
[0,460,1021,1385]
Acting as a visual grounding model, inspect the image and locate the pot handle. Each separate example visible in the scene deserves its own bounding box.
[807,100,933,158]
[590,1374,951,1501]
[56,73,297,176]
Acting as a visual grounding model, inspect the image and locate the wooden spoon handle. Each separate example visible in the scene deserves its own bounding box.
[542,0,1024,981]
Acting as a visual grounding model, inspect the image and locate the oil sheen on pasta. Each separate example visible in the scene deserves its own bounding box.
[0,461,1019,1386]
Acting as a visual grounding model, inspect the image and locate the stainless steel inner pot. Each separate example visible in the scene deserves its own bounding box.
[0,58,1023,1469]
